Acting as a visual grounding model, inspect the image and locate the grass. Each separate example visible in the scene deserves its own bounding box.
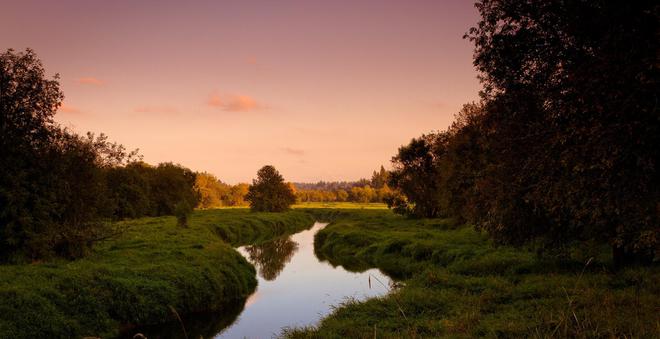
[0,208,314,339]
[293,202,388,209]
[283,209,660,338]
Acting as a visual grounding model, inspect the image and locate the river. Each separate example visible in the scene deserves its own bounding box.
[127,221,392,338]
[216,221,391,338]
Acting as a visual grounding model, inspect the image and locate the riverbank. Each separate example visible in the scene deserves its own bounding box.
[0,209,313,338]
[284,209,659,338]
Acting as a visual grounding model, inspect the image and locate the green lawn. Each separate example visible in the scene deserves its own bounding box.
[0,209,313,338]
[293,202,388,209]
[284,209,660,338]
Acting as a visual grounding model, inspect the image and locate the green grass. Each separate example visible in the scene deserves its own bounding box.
[293,202,388,209]
[283,209,660,338]
[0,208,313,338]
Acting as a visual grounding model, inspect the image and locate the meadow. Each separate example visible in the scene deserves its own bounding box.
[285,209,660,338]
[1,206,656,338]
[0,209,313,338]
[293,202,388,209]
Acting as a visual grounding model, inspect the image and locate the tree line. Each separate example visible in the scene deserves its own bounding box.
[0,49,200,260]
[293,166,394,203]
[195,165,396,206]
[0,48,389,262]
[386,1,658,266]
[194,173,250,208]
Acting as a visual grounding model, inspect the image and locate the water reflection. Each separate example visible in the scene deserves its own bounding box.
[220,222,392,338]
[243,236,299,280]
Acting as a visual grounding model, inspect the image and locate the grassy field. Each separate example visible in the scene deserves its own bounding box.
[0,209,313,339]
[293,202,388,209]
[284,209,660,338]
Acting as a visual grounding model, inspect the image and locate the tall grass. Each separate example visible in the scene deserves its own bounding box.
[283,209,659,338]
[0,209,314,338]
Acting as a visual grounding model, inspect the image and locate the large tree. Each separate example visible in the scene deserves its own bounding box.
[387,134,446,218]
[0,49,116,259]
[466,0,659,263]
[245,165,296,212]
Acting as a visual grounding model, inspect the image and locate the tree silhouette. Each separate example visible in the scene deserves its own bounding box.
[464,0,659,264]
[245,165,296,212]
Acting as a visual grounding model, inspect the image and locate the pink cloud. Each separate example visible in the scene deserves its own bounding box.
[207,93,261,112]
[58,103,81,114]
[208,94,224,108]
[77,77,104,86]
[134,105,179,114]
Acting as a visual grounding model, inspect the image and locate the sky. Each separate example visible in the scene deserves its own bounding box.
[1,0,481,184]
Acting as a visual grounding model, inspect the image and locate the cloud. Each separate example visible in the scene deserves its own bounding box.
[207,93,261,112]
[134,105,179,114]
[58,103,81,114]
[246,56,258,66]
[77,77,104,86]
[282,147,305,156]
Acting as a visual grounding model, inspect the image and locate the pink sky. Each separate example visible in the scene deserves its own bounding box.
[1,0,481,183]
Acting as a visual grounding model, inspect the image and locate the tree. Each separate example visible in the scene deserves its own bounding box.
[36,131,101,258]
[148,163,199,216]
[225,183,249,206]
[105,162,153,219]
[387,134,446,218]
[194,172,228,209]
[370,165,389,189]
[336,189,349,202]
[1,49,63,259]
[245,165,296,212]
[0,50,125,259]
[466,0,659,263]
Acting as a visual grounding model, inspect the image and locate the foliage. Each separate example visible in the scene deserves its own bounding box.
[0,49,117,260]
[294,167,395,204]
[370,165,390,189]
[246,165,296,212]
[387,134,444,218]
[193,172,252,209]
[226,183,250,206]
[0,209,314,339]
[104,162,153,219]
[387,1,659,264]
[285,209,660,338]
[465,0,659,263]
[194,172,227,208]
[148,162,199,216]
[0,49,201,260]
[174,200,193,227]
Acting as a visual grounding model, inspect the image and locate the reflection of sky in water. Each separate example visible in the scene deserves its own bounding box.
[215,222,392,339]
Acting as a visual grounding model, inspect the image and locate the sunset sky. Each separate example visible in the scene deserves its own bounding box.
[2,0,481,183]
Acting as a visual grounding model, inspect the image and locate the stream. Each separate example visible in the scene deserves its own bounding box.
[216,221,392,338]
[127,222,392,338]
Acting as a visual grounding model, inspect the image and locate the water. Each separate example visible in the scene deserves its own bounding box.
[215,222,392,338]
[125,222,392,339]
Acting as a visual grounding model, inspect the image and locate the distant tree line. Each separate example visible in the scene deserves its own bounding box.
[194,165,396,207]
[194,173,250,209]
[293,166,395,203]
[387,1,658,266]
[0,49,199,261]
